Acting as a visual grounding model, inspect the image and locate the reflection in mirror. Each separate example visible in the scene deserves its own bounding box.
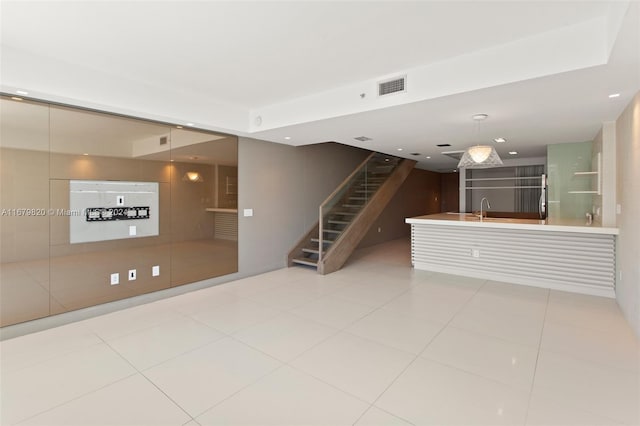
[0,97,51,326]
[0,96,239,327]
[48,105,173,314]
[166,129,238,286]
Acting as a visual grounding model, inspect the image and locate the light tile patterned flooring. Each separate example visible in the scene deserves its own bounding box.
[1,238,639,425]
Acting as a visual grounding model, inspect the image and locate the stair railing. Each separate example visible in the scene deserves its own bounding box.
[318,151,386,263]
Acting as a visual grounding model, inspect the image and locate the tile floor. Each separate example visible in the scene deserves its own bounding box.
[1,238,639,425]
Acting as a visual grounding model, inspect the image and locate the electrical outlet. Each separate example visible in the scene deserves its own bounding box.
[116,195,125,206]
[152,265,160,277]
[128,269,136,281]
[472,249,480,258]
[110,273,120,285]
[377,227,382,233]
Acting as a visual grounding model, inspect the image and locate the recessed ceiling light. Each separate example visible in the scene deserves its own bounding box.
[472,113,488,121]
[170,159,175,162]
[494,137,507,143]
[16,90,29,95]
[397,148,403,151]
[10,97,23,101]
[82,153,89,156]
[186,123,194,126]
[509,151,518,155]
[284,136,291,140]
[609,93,621,98]
[426,156,431,159]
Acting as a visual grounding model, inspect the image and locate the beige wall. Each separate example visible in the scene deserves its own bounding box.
[615,92,640,337]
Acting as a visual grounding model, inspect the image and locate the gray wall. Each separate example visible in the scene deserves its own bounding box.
[237,138,369,276]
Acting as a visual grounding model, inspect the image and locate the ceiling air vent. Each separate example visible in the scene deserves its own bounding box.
[354,136,372,142]
[159,136,168,146]
[378,76,406,96]
[441,150,465,161]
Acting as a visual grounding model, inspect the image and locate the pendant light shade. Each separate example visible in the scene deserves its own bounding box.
[457,114,504,169]
[457,145,503,168]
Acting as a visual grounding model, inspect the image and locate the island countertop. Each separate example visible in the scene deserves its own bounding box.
[406,212,617,297]
[406,213,619,235]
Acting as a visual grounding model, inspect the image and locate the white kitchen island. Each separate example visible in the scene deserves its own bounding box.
[406,213,619,297]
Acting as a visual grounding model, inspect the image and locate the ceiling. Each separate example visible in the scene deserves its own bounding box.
[1,1,638,171]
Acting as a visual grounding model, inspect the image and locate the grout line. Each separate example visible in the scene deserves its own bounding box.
[351,277,487,425]
[523,288,551,425]
[96,335,197,423]
[182,359,288,420]
[10,371,138,425]
[351,405,417,426]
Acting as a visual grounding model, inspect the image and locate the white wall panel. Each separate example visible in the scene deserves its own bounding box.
[411,224,615,297]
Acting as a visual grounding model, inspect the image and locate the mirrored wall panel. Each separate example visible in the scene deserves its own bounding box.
[0,96,238,326]
[168,130,238,286]
[0,98,51,325]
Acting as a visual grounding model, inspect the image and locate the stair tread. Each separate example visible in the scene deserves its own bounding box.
[323,229,342,234]
[311,238,335,244]
[288,153,412,274]
[292,258,318,267]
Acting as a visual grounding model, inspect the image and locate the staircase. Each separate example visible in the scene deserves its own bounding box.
[288,152,416,274]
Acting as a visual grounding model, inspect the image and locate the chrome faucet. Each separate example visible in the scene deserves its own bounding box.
[480,197,491,222]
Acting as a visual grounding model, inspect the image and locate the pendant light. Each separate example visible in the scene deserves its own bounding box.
[457,114,503,169]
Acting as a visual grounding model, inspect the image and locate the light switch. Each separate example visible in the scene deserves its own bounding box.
[152,265,160,277]
[129,225,137,236]
[243,208,253,217]
[110,273,120,285]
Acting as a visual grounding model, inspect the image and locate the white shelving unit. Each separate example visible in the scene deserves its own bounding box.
[569,152,601,195]
[464,175,544,190]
